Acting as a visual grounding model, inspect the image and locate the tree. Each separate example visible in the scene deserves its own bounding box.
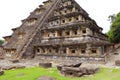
[107,12,120,43]
[108,14,116,23]
[112,26,120,43]
[0,40,4,45]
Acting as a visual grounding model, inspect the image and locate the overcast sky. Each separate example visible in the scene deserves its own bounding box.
[0,0,120,39]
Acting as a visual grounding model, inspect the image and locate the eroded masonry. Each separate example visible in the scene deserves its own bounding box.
[3,0,110,62]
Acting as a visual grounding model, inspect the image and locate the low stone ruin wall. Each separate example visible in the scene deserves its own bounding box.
[35,54,106,64]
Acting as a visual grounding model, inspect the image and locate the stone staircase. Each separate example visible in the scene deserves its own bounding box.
[17,0,60,58]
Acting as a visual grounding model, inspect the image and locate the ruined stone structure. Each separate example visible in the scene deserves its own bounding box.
[3,0,110,62]
[0,45,4,58]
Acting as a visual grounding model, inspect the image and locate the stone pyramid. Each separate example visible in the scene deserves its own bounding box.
[3,0,109,61]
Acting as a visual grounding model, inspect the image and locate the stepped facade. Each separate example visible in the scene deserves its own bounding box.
[3,0,110,62]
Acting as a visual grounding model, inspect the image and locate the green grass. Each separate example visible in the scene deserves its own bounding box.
[0,67,120,80]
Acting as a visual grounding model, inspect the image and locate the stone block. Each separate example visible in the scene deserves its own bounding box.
[39,63,52,68]
[115,60,120,66]
[57,65,62,71]
[57,63,99,77]
[0,71,4,76]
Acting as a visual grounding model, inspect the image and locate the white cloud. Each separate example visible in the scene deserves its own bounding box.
[0,0,120,39]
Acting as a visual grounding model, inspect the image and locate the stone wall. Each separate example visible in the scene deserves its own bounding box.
[35,55,106,65]
[0,46,4,57]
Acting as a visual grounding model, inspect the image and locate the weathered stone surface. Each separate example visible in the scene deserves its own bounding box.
[2,66,15,70]
[0,67,4,76]
[115,60,120,66]
[0,57,4,60]
[2,65,25,70]
[61,67,84,77]
[57,62,82,71]
[37,76,56,80]
[79,67,87,75]
[63,63,82,67]
[14,65,26,69]
[39,63,52,68]
[86,68,95,75]
[57,65,62,71]
[57,63,99,77]
[10,59,19,63]
[0,71,4,76]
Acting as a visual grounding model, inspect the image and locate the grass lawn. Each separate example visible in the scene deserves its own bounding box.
[0,67,120,80]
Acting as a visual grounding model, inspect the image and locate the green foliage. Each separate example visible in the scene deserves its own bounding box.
[113,26,120,43]
[107,12,120,43]
[0,40,4,45]
[108,14,116,23]
[0,67,120,80]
